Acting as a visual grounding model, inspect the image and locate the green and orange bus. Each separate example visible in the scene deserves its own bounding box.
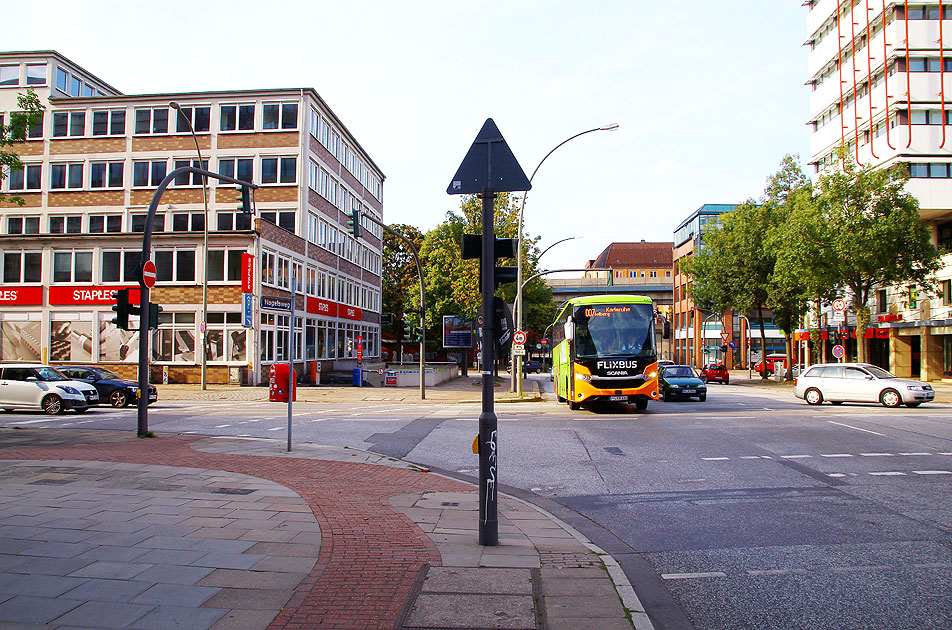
[552,295,666,410]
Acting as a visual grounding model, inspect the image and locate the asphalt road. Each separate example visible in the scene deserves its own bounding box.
[4,376,952,630]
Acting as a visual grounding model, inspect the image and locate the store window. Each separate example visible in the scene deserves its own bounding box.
[206,312,246,361]
[153,312,196,362]
[100,312,138,362]
[50,317,92,362]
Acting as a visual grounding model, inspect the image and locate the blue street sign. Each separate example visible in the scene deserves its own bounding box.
[728,341,738,350]
[260,295,291,311]
[243,293,254,327]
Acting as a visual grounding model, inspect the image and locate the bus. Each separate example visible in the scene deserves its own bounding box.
[552,295,667,410]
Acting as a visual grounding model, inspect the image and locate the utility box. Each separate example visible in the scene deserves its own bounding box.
[269,364,297,402]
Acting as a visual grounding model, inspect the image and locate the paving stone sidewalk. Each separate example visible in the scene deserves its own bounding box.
[0,429,648,630]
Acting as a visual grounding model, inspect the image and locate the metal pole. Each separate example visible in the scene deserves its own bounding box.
[288,272,295,452]
[478,190,498,547]
[169,102,209,390]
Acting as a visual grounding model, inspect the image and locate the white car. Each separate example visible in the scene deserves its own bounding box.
[0,364,100,414]
[794,362,934,408]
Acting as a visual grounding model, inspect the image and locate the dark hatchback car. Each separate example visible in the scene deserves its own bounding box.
[700,363,729,384]
[660,365,707,402]
[59,366,158,408]
[522,360,543,374]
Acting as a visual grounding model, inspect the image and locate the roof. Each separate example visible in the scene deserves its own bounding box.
[588,242,673,269]
[673,204,738,232]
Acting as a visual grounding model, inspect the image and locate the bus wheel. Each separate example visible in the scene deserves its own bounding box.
[569,400,580,410]
[634,399,648,410]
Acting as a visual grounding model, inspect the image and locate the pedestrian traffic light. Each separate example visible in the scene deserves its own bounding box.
[111,289,140,331]
[148,302,163,330]
[237,185,252,214]
[346,209,362,238]
[460,234,519,290]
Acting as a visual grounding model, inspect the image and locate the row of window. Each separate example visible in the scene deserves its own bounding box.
[0,63,46,87]
[309,108,382,201]
[909,162,952,178]
[260,249,380,310]
[307,159,382,239]
[5,155,297,192]
[612,269,671,279]
[305,213,382,275]
[260,315,380,363]
[4,210,255,236]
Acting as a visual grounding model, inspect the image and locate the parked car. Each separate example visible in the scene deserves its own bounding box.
[794,362,934,408]
[522,360,543,374]
[660,365,707,401]
[59,366,157,408]
[700,363,729,384]
[754,354,788,374]
[658,359,675,370]
[0,364,99,414]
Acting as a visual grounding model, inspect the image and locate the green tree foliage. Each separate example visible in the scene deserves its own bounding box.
[0,89,45,206]
[778,153,942,363]
[418,193,555,346]
[382,223,424,334]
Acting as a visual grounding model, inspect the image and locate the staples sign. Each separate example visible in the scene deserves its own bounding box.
[0,286,43,305]
[49,286,140,305]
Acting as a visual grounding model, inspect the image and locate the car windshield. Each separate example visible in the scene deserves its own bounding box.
[95,367,122,380]
[864,365,896,379]
[573,303,655,358]
[35,367,68,382]
[665,366,695,378]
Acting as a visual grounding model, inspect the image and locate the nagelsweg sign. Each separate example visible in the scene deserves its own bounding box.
[260,295,292,311]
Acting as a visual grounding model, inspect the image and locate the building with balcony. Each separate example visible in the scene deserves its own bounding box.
[0,51,384,384]
[804,1,952,379]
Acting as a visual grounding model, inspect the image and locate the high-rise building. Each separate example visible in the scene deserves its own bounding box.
[0,51,384,384]
[804,2,952,379]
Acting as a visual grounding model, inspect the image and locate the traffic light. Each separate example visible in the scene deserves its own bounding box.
[346,209,362,238]
[460,234,519,290]
[237,185,252,214]
[413,325,423,342]
[111,289,140,331]
[721,344,728,354]
[402,320,413,340]
[148,302,163,330]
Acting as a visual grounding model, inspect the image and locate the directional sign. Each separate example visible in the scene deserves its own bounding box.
[513,330,527,345]
[447,118,532,195]
[728,341,738,350]
[140,260,157,289]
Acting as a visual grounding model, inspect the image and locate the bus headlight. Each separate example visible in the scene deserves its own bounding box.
[576,373,592,382]
[646,370,658,379]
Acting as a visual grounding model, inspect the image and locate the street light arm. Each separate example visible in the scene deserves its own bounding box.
[537,236,578,261]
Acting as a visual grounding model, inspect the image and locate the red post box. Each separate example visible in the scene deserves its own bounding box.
[269,363,296,402]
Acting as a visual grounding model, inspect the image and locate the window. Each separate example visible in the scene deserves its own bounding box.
[207,250,244,282]
[133,160,167,187]
[939,221,952,250]
[261,157,297,184]
[7,164,41,191]
[25,64,45,86]
[174,105,210,133]
[50,163,83,189]
[6,216,39,234]
[910,163,930,178]
[262,103,298,130]
[92,110,125,136]
[153,312,196,362]
[90,161,124,188]
[27,112,42,139]
[261,251,276,286]
[877,288,888,313]
[217,158,253,181]
[943,280,952,307]
[220,104,255,131]
[215,211,252,231]
[2,251,41,283]
[49,215,82,234]
[931,163,949,178]
[101,250,139,283]
[206,312,246,362]
[56,67,67,93]
[134,107,169,134]
[0,65,18,86]
[154,249,196,282]
[259,210,295,232]
[89,214,122,233]
[173,159,208,186]
[170,212,205,233]
[131,213,165,233]
[52,250,93,283]
[52,111,85,137]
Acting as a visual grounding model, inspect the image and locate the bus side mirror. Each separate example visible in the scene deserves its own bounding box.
[564,319,575,342]
[663,320,671,339]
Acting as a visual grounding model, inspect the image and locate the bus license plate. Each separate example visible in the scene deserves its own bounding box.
[609,395,628,401]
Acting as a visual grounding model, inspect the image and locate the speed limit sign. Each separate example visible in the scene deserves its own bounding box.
[833,299,846,312]
[513,330,527,345]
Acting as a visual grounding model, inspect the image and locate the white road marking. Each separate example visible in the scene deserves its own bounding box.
[899,452,931,456]
[662,572,727,580]
[267,427,283,431]
[869,472,905,476]
[820,454,853,458]
[237,434,251,437]
[827,421,884,435]
[739,456,763,460]
[748,569,808,576]
[860,453,894,457]
[781,455,812,459]
[702,457,729,461]
[939,453,952,456]
[7,418,59,425]
[214,424,231,428]
[913,470,952,475]
[828,473,847,478]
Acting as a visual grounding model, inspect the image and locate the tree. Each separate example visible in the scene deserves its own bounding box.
[381,223,424,354]
[780,155,943,363]
[0,89,44,207]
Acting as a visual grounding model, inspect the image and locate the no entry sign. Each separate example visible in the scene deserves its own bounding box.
[140,260,157,288]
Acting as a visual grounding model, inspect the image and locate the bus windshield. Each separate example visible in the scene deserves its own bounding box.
[574,303,655,359]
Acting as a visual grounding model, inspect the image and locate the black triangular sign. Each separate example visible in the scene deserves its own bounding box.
[447,118,532,195]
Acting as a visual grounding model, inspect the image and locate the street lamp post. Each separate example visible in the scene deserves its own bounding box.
[170,102,210,390]
[513,124,618,396]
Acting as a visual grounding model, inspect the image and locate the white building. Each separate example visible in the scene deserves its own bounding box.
[805,1,952,380]
[0,51,384,384]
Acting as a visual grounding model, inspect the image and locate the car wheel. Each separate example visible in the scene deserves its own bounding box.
[906,402,921,408]
[804,388,823,405]
[74,407,88,414]
[110,390,129,408]
[42,394,64,415]
[698,394,707,402]
[880,389,902,408]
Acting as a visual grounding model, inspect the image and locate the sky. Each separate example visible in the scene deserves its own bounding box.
[5,1,811,273]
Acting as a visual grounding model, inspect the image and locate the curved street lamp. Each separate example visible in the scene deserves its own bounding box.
[169,102,210,389]
[537,236,579,261]
[513,123,619,395]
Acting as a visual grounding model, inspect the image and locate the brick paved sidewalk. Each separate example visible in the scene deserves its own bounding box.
[0,429,645,630]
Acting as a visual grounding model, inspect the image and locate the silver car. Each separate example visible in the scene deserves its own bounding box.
[794,362,934,408]
[0,364,100,414]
